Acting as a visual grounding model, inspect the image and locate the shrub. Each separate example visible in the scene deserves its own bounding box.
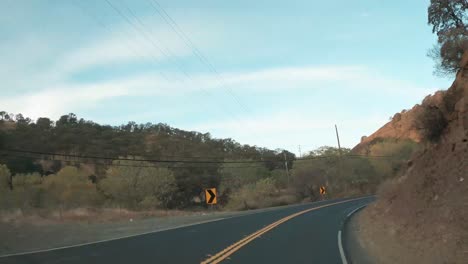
[442,87,462,113]
[218,165,271,204]
[291,163,327,201]
[99,164,177,210]
[417,106,448,142]
[0,164,11,190]
[13,172,42,187]
[225,178,277,210]
[42,166,100,209]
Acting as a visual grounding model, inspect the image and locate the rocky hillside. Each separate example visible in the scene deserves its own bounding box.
[353,61,466,154]
[355,52,467,263]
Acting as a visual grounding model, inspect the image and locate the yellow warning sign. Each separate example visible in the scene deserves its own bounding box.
[205,188,217,205]
[320,186,326,195]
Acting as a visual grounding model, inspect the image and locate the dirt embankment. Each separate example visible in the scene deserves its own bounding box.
[355,53,467,263]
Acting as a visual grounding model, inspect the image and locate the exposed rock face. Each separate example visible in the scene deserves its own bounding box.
[354,52,467,154]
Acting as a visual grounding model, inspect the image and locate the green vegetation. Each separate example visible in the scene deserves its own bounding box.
[416,106,448,142]
[99,162,177,209]
[0,112,421,214]
[0,112,291,209]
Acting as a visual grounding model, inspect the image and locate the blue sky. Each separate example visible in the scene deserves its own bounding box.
[0,0,453,154]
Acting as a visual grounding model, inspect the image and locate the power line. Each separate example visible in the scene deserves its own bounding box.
[0,152,271,170]
[146,0,253,115]
[71,0,176,82]
[104,0,183,75]
[73,0,255,140]
[1,148,398,165]
[1,148,275,164]
[104,0,249,127]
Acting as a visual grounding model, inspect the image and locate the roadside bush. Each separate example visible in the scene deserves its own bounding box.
[270,169,288,189]
[218,165,271,205]
[13,172,42,187]
[417,106,448,142]
[99,163,177,210]
[343,157,378,194]
[225,178,277,210]
[0,164,11,190]
[291,163,327,201]
[42,166,101,209]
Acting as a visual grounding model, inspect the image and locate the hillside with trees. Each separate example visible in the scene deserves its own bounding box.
[0,112,416,215]
[0,114,294,209]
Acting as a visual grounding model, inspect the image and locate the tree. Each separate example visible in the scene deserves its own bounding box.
[291,164,326,201]
[218,163,271,204]
[428,0,468,75]
[36,117,53,130]
[308,146,350,157]
[0,164,11,190]
[99,162,177,209]
[42,166,98,210]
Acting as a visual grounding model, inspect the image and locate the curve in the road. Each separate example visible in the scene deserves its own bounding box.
[201,197,367,264]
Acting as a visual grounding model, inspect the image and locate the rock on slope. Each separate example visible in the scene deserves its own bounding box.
[352,70,464,155]
[355,53,467,263]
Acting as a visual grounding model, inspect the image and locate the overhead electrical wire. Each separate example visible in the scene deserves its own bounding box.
[0,152,272,170]
[1,148,278,164]
[146,0,253,115]
[103,0,251,127]
[1,148,397,166]
[73,0,252,135]
[71,0,176,82]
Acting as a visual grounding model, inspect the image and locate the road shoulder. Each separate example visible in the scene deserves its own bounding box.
[343,209,375,264]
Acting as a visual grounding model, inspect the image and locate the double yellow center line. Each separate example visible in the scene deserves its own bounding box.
[200,197,365,264]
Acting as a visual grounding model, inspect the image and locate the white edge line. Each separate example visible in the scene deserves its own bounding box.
[339,203,369,264]
[338,230,348,264]
[0,217,226,258]
[347,204,367,218]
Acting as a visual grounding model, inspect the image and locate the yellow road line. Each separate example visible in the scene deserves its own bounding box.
[201,197,365,264]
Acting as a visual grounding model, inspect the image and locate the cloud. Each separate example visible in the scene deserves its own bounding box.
[56,22,194,75]
[1,63,436,121]
[0,83,130,120]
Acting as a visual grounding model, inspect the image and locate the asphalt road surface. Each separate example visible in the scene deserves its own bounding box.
[0,197,373,264]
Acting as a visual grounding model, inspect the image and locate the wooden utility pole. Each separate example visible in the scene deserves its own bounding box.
[283,151,290,186]
[335,124,342,156]
[335,124,343,191]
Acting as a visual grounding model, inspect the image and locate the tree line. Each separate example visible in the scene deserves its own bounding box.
[0,112,294,209]
[0,112,420,212]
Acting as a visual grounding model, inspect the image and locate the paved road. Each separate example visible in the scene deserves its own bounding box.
[0,197,373,264]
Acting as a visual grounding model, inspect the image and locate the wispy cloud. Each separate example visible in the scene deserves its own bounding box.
[56,22,194,76]
[1,63,436,120]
